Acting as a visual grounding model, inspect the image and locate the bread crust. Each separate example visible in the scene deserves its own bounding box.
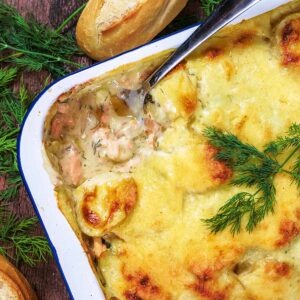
[76,0,188,60]
[0,255,37,300]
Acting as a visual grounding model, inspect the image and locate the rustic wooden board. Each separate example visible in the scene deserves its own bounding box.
[4,0,204,298]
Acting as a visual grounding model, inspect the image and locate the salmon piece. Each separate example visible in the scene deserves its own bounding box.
[106,138,135,162]
[60,146,82,186]
[57,103,71,114]
[51,113,75,139]
[144,118,161,147]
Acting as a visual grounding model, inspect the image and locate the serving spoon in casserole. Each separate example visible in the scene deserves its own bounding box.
[119,0,262,116]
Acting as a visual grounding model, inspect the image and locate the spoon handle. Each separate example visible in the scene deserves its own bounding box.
[146,0,261,90]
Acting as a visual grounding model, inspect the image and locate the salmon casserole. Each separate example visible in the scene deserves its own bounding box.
[44,1,300,299]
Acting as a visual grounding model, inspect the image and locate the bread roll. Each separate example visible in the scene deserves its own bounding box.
[0,255,37,300]
[76,0,188,60]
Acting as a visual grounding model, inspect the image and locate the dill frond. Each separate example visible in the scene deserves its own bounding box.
[0,67,18,90]
[0,206,51,266]
[203,124,300,234]
[0,2,84,78]
[0,69,30,201]
[265,123,300,155]
[203,127,266,167]
[201,0,222,16]
[203,192,255,234]
[292,155,300,189]
[0,2,87,267]
[0,79,51,264]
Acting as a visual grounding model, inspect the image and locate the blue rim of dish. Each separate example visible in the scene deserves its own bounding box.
[17,21,202,299]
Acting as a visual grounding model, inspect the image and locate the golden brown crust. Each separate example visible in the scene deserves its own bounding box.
[275,220,300,248]
[80,178,138,229]
[76,0,188,60]
[278,13,300,66]
[0,255,37,300]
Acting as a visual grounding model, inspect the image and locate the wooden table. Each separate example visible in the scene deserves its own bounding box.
[5,0,204,298]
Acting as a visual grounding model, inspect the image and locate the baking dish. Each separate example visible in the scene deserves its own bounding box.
[17,0,291,298]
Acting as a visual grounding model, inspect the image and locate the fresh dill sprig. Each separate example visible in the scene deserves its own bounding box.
[203,125,300,235]
[0,3,86,267]
[0,206,51,266]
[55,2,87,33]
[0,2,84,78]
[265,124,300,155]
[201,0,222,16]
[0,67,18,91]
[0,68,29,201]
[0,70,51,265]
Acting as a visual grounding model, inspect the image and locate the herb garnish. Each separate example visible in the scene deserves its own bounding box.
[201,0,222,16]
[0,2,84,78]
[0,1,87,266]
[0,67,52,265]
[0,68,27,201]
[203,125,300,235]
[0,207,51,266]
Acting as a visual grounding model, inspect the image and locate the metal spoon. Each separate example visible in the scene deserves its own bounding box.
[120,0,262,116]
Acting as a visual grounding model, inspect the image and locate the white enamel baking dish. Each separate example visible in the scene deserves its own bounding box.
[17,0,291,298]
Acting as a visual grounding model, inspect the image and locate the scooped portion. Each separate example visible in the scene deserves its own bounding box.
[43,53,168,188]
[45,91,160,186]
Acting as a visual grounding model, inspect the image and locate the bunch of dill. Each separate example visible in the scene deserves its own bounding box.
[0,2,86,266]
[0,1,85,78]
[0,66,52,266]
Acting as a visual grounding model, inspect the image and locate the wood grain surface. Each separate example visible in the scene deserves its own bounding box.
[4,0,204,299]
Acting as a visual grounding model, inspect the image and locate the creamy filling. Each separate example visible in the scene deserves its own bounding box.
[44,80,163,187]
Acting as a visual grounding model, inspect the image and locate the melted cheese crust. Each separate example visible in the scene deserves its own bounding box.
[74,174,138,237]
[99,3,300,299]
[44,1,300,299]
